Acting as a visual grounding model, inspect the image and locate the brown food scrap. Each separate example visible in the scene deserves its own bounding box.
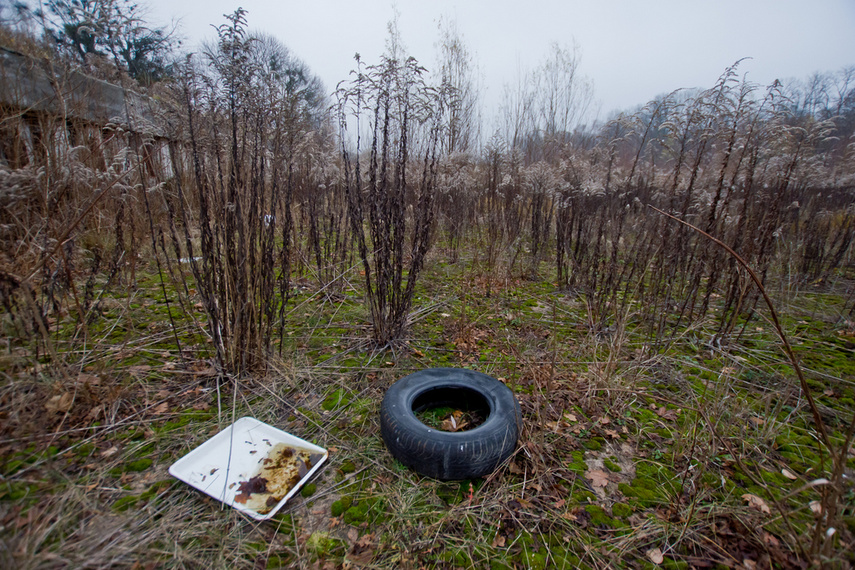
[234,476,268,504]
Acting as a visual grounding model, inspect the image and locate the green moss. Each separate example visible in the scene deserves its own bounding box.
[266,553,291,568]
[300,483,317,498]
[125,458,153,472]
[139,480,171,502]
[584,438,603,451]
[305,531,346,558]
[76,442,96,458]
[342,497,385,525]
[584,505,619,527]
[322,388,351,411]
[636,409,658,423]
[567,451,587,473]
[331,496,353,517]
[0,481,38,501]
[340,461,356,474]
[635,461,676,484]
[569,490,596,505]
[112,495,140,512]
[758,468,790,488]
[612,502,632,518]
[619,482,661,507]
[603,458,622,472]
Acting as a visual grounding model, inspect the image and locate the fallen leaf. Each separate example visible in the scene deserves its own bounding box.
[749,417,765,426]
[412,349,425,358]
[46,392,73,414]
[491,534,506,547]
[809,501,822,514]
[742,493,771,514]
[440,410,467,432]
[599,416,611,425]
[347,528,359,543]
[586,469,610,488]
[516,497,534,509]
[647,548,664,565]
[564,413,578,422]
[762,532,780,547]
[604,429,619,439]
[192,401,210,411]
[348,550,375,566]
[87,405,103,421]
[101,446,119,458]
[553,498,566,509]
[153,402,169,414]
[508,461,524,475]
[77,373,100,386]
[781,468,798,480]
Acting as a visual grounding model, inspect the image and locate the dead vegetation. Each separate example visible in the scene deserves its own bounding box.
[1,7,855,569]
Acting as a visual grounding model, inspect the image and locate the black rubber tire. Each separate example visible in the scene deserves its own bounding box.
[380,368,521,480]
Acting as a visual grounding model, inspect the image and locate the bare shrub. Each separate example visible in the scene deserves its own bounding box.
[335,29,446,346]
[166,9,332,374]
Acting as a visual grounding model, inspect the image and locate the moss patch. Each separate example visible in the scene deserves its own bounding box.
[331,496,353,517]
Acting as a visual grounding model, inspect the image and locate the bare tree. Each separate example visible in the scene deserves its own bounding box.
[534,42,594,154]
[435,17,481,155]
[44,0,177,83]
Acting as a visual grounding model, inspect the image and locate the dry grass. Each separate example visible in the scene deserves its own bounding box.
[2,17,854,568]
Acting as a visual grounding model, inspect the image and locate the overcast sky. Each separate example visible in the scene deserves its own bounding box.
[143,0,855,126]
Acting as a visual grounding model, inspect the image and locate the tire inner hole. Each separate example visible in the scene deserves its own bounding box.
[412,386,490,432]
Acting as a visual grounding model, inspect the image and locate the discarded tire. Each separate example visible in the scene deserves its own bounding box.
[380,368,521,480]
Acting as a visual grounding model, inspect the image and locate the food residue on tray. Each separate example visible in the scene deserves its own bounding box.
[232,443,324,514]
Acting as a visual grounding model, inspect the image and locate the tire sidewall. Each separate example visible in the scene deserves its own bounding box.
[380,368,521,480]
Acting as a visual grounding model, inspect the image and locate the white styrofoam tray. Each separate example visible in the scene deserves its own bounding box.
[169,417,327,520]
